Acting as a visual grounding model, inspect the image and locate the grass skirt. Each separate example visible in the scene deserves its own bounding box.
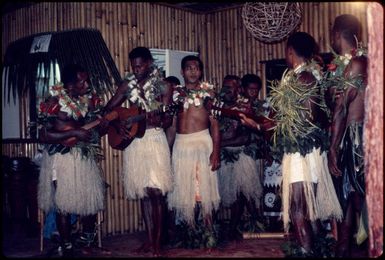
[38,149,105,216]
[282,147,343,231]
[122,128,173,199]
[168,129,220,225]
[218,148,263,207]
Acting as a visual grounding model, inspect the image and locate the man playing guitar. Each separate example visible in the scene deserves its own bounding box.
[38,64,108,257]
[102,47,173,257]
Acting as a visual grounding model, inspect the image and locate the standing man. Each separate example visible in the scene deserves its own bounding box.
[164,76,181,151]
[239,32,342,255]
[37,64,107,257]
[103,47,173,257]
[327,14,368,257]
[217,75,263,241]
[167,55,221,249]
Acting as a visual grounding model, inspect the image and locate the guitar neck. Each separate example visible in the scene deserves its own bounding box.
[81,110,119,130]
[213,105,271,124]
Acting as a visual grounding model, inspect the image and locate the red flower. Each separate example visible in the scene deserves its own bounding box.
[40,99,60,115]
[351,48,357,56]
[47,103,60,114]
[327,63,337,72]
[90,94,102,108]
[39,102,47,113]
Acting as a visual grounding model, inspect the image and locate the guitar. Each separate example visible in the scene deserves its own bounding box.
[205,99,275,139]
[61,110,119,147]
[107,103,179,150]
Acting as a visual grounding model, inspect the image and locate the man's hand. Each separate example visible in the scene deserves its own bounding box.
[119,121,133,140]
[74,128,92,142]
[327,150,342,177]
[239,113,260,131]
[98,117,110,136]
[209,151,220,171]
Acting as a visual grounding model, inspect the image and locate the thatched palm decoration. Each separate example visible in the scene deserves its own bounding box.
[3,28,121,103]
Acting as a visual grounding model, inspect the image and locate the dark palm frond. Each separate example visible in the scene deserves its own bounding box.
[3,28,122,104]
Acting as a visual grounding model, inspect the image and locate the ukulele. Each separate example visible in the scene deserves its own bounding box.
[61,110,119,147]
[205,99,275,139]
[107,103,179,150]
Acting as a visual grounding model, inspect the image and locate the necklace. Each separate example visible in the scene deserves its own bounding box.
[173,82,215,109]
[48,83,89,120]
[125,68,164,111]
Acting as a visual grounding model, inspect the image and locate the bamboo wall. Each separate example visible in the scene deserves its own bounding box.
[2,2,369,237]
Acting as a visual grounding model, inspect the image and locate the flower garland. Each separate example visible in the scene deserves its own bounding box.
[125,67,165,111]
[269,61,328,158]
[46,83,89,120]
[37,83,104,160]
[321,43,368,92]
[173,82,215,109]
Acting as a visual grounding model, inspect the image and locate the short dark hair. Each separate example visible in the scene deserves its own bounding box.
[223,75,241,88]
[333,14,362,44]
[241,74,262,89]
[164,76,181,85]
[61,64,86,85]
[129,46,153,61]
[181,55,203,71]
[287,32,319,59]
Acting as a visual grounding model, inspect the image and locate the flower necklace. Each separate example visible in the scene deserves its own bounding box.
[125,68,164,111]
[326,43,367,77]
[321,43,368,93]
[48,83,89,120]
[173,82,215,109]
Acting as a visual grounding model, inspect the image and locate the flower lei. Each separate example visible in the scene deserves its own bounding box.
[173,82,215,109]
[125,68,164,111]
[269,61,328,158]
[46,83,89,120]
[37,83,104,160]
[322,43,368,92]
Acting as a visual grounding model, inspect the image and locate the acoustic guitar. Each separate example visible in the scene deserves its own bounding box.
[108,103,179,150]
[61,110,119,147]
[205,99,275,140]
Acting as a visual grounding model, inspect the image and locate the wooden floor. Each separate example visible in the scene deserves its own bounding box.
[2,228,368,258]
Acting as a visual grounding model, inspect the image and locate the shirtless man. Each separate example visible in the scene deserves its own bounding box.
[239,32,342,255]
[167,55,221,248]
[37,64,106,257]
[327,14,368,257]
[103,47,173,256]
[217,75,262,241]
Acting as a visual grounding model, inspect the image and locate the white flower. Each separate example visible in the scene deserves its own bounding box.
[312,70,322,81]
[129,88,139,102]
[188,98,194,104]
[343,58,350,65]
[145,90,151,100]
[194,98,201,106]
[344,53,352,60]
[357,50,363,56]
[183,101,189,109]
[172,91,180,101]
[192,93,197,98]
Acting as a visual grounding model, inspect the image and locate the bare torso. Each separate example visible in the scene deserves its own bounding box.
[176,104,210,134]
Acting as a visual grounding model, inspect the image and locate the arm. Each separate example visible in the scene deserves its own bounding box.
[328,59,364,177]
[209,115,221,171]
[38,122,91,144]
[103,81,129,113]
[165,115,177,151]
